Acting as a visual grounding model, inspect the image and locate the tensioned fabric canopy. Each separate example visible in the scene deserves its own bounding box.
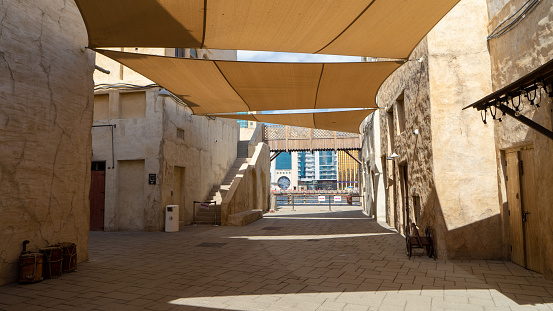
[96,49,401,132]
[206,110,373,134]
[77,0,460,59]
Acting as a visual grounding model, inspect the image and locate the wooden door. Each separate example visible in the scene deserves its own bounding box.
[89,170,105,231]
[505,148,541,272]
[506,151,524,266]
[519,149,541,272]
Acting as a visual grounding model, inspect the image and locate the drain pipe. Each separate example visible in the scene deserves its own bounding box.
[91,124,116,168]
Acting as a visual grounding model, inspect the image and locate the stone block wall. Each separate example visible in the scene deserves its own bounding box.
[0,0,94,285]
[377,39,434,238]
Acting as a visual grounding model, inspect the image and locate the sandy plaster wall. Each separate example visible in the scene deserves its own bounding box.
[487,0,553,279]
[0,0,94,285]
[376,0,502,259]
[160,98,239,227]
[92,89,163,231]
[92,89,239,231]
[221,143,270,225]
[360,113,386,221]
[427,0,501,259]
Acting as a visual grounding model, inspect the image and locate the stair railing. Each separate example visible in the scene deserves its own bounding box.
[192,201,218,226]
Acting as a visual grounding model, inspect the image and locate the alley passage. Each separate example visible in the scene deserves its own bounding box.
[1,206,553,310]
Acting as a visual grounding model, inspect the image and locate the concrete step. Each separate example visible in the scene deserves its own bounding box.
[206,197,222,203]
[202,156,251,206]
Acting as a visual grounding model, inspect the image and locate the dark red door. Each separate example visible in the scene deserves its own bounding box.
[89,170,105,231]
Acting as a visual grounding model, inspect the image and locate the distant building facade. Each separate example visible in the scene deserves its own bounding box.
[270,150,338,191]
[92,48,240,231]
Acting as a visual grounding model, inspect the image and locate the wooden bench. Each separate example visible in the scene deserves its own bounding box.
[406,223,435,259]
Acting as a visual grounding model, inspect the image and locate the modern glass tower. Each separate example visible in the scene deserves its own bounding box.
[297,151,337,190]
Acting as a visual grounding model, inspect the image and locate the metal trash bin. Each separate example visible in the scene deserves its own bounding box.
[165,205,179,232]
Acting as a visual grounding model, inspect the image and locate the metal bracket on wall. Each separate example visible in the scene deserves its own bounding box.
[91,124,117,168]
[270,151,283,162]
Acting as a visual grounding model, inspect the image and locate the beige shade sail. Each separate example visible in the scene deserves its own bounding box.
[77,0,459,59]
[207,110,374,134]
[95,49,402,115]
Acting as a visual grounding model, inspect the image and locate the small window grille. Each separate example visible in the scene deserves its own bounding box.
[177,128,185,140]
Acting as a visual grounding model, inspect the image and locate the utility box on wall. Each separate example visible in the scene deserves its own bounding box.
[165,205,179,232]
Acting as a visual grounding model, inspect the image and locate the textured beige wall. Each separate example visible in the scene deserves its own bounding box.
[375,0,502,259]
[360,112,386,222]
[0,0,94,285]
[221,143,271,225]
[427,0,501,259]
[160,98,239,227]
[92,89,163,231]
[486,0,553,279]
[92,89,239,231]
[378,40,434,238]
[92,45,239,231]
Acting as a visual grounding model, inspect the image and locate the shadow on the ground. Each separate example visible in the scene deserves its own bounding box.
[2,208,552,310]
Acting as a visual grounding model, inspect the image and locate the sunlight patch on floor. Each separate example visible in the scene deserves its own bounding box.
[226,232,396,240]
[167,289,542,310]
[264,217,370,220]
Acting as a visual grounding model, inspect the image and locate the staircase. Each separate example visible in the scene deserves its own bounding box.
[237,140,249,158]
[196,141,250,224]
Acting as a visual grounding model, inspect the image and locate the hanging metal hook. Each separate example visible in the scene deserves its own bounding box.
[481,108,488,125]
[489,102,497,120]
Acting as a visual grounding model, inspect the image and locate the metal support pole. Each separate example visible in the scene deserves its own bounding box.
[292,195,295,211]
[192,201,196,226]
[213,201,218,227]
[92,124,116,168]
[328,195,331,211]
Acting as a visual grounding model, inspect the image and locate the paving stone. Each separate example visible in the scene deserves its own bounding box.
[1,206,552,310]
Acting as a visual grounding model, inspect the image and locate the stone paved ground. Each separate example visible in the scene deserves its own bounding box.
[1,205,552,311]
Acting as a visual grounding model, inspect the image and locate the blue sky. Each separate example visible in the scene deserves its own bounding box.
[237,50,363,63]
